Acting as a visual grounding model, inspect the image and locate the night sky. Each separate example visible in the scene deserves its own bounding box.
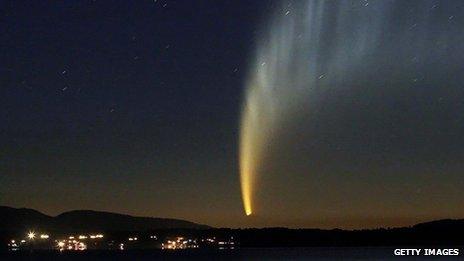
[1,0,463,229]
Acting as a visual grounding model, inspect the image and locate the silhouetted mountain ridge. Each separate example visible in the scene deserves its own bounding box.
[412,218,464,229]
[1,205,463,235]
[0,206,210,232]
[0,206,53,231]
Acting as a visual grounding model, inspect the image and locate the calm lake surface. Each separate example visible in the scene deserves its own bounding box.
[1,247,447,260]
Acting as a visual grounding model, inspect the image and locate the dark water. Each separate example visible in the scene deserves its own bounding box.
[2,247,460,260]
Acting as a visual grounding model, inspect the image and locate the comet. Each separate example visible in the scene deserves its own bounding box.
[239,0,389,215]
[239,0,321,217]
[240,0,450,216]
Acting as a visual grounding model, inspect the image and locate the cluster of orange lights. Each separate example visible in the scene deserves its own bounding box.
[56,240,86,251]
[9,230,104,252]
[161,237,198,250]
[56,234,103,251]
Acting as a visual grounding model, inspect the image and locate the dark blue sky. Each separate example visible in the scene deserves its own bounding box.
[1,0,463,228]
[0,0,272,227]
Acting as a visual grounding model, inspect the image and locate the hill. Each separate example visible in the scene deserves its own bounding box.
[0,206,210,233]
[0,206,53,231]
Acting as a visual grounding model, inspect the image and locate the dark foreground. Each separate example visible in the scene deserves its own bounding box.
[1,248,463,260]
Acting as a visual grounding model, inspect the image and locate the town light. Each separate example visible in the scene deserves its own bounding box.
[27,231,36,240]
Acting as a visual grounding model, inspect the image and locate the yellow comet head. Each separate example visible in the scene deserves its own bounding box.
[242,167,253,216]
[240,96,258,217]
[240,149,254,216]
